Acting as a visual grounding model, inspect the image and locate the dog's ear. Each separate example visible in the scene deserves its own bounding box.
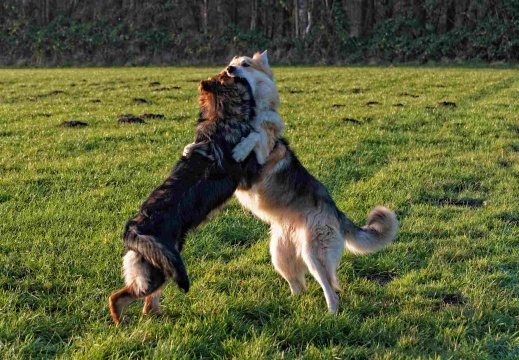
[253,50,270,69]
[198,79,212,93]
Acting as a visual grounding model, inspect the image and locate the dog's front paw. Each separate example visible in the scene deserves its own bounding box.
[182,142,197,157]
[183,142,214,161]
[232,138,251,162]
[254,149,266,165]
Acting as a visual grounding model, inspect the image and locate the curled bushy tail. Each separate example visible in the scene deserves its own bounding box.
[124,227,189,292]
[342,206,398,255]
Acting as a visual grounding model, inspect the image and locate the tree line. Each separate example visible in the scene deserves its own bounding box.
[0,0,517,66]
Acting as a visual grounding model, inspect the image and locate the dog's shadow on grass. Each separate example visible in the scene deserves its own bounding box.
[184,203,269,262]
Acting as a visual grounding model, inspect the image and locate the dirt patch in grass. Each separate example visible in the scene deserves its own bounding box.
[341,116,374,124]
[89,99,101,103]
[442,293,465,306]
[47,90,65,96]
[142,113,165,119]
[152,87,171,92]
[393,103,405,107]
[342,117,362,125]
[60,120,88,127]
[332,104,345,108]
[149,81,161,87]
[498,160,512,168]
[363,271,397,286]
[438,101,457,107]
[118,114,145,124]
[424,196,486,208]
[34,113,52,117]
[399,92,419,98]
[366,101,381,106]
[352,88,364,94]
[133,98,150,104]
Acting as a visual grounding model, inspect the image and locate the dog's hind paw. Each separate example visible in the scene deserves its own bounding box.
[109,295,122,325]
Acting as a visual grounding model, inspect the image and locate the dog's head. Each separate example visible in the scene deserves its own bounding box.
[198,71,255,124]
[225,51,273,89]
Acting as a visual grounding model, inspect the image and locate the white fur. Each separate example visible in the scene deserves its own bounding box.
[345,207,398,255]
[232,132,262,163]
[228,51,284,164]
[182,143,197,157]
[122,250,150,295]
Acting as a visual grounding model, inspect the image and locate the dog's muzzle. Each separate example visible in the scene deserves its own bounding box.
[226,66,236,74]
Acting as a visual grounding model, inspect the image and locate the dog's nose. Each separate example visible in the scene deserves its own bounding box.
[227,66,236,74]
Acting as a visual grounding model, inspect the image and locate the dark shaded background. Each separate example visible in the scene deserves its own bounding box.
[1,0,517,66]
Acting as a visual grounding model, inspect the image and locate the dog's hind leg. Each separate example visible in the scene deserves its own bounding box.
[143,290,162,315]
[110,251,166,324]
[301,228,340,314]
[324,231,345,292]
[109,286,138,325]
[270,225,307,295]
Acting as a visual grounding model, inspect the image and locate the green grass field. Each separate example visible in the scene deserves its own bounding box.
[1,66,518,359]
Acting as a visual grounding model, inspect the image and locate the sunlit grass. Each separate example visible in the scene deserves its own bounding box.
[0,66,518,358]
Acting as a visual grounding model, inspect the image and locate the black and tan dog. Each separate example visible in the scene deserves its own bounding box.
[109,72,278,324]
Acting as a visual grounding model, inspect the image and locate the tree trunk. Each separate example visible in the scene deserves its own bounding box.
[298,0,308,37]
[251,0,257,31]
[305,0,313,36]
[201,0,208,34]
[282,3,291,38]
[349,0,363,38]
[362,0,375,37]
[295,0,299,38]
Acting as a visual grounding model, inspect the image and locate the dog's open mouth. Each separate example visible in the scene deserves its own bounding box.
[226,65,244,79]
[223,71,248,86]
[226,70,241,79]
[213,71,252,100]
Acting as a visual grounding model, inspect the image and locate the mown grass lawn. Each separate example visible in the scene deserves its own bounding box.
[0,66,518,359]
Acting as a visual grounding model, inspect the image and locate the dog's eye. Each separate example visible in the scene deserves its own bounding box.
[241,63,250,67]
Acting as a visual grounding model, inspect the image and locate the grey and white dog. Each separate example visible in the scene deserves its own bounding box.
[234,137,398,314]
